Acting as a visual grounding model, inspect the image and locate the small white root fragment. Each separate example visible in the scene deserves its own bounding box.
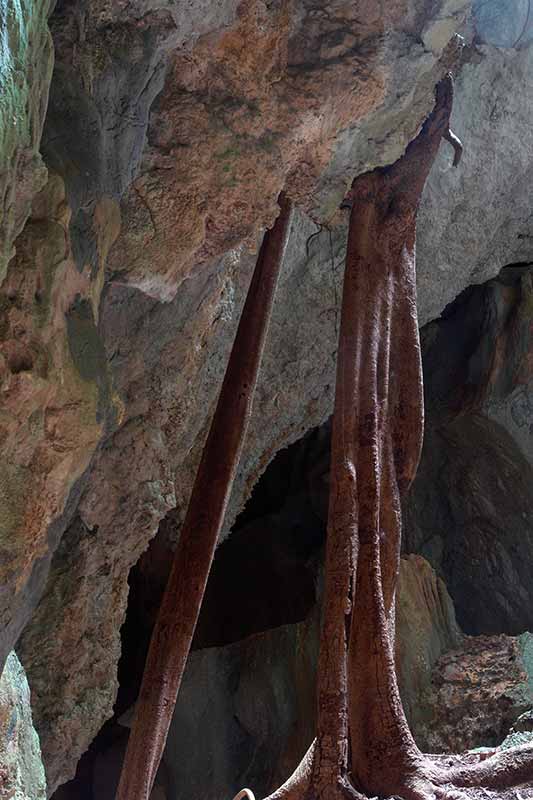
[232,789,256,800]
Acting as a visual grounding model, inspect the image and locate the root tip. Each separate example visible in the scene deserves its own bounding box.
[232,789,256,800]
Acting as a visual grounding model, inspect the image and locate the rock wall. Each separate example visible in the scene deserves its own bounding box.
[0,651,47,799]
[417,632,533,753]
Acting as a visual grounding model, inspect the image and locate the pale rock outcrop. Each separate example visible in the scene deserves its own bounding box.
[395,554,463,732]
[0,651,46,800]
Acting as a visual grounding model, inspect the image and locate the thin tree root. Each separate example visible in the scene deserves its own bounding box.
[442,128,463,166]
[359,742,533,799]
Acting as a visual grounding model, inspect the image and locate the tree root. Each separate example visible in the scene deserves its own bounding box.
[367,742,533,798]
[233,791,257,800]
[232,742,533,800]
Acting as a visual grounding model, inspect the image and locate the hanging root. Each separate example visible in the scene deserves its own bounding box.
[442,128,463,167]
[233,790,256,800]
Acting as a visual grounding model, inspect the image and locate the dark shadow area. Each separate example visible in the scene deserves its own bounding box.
[51,426,329,799]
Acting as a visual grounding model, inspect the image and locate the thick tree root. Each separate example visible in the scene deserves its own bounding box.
[233,71,531,800]
[235,743,533,800]
[357,742,533,799]
[256,740,365,800]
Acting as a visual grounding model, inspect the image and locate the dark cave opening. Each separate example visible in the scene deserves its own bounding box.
[52,425,330,800]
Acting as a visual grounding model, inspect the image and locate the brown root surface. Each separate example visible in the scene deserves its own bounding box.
[373,743,533,799]
[252,743,533,800]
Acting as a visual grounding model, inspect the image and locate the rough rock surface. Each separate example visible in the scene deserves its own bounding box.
[5,2,533,796]
[417,632,533,753]
[0,173,118,673]
[417,36,533,324]
[0,651,46,799]
[395,554,463,732]
[163,611,320,800]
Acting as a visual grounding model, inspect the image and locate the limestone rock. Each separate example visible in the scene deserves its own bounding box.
[0,651,46,800]
[417,633,533,752]
[0,174,117,672]
[417,43,533,325]
[163,612,320,800]
[108,2,469,298]
[395,554,463,734]
[511,710,533,734]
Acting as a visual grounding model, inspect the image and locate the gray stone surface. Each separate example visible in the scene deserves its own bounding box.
[520,632,533,696]
[0,651,46,800]
[164,612,319,800]
[473,0,533,49]
[395,555,463,734]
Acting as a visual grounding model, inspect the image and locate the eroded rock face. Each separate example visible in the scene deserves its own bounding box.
[0,173,119,672]
[417,633,533,753]
[0,651,46,799]
[109,1,469,298]
[417,41,533,325]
